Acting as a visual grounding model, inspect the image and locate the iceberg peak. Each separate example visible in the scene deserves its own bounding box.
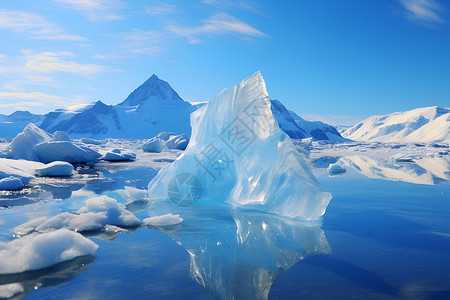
[148,72,331,220]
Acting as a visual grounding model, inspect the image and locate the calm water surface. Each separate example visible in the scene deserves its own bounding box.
[1,156,449,300]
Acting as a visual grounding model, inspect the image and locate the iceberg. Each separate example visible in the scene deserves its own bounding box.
[0,229,98,275]
[6,123,52,161]
[142,132,189,153]
[35,141,101,164]
[147,72,331,220]
[34,161,74,177]
[0,176,24,190]
[101,148,136,161]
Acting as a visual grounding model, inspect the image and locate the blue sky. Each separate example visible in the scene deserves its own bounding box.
[0,0,449,125]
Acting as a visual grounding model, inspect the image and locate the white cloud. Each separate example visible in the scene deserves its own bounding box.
[122,29,165,56]
[167,13,268,43]
[0,9,85,40]
[400,0,445,24]
[23,51,104,74]
[54,0,126,21]
[145,4,177,15]
[0,92,65,106]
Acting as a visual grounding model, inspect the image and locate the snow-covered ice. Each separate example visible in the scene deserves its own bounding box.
[0,176,24,190]
[52,131,72,142]
[101,148,136,161]
[35,141,101,164]
[143,213,183,226]
[147,72,331,220]
[80,137,103,145]
[6,123,52,161]
[143,132,189,153]
[0,158,43,186]
[35,161,74,177]
[13,196,142,234]
[142,137,166,153]
[0,229,98,275]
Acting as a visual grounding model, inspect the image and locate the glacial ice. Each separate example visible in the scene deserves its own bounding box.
[147,72,331,220]
[0,158,43,186]
[52,130,72,142]
[35,141,101,164]
[80,137,103,145]
[328,163,346,174]
[7,123,52,161]
[142,132,189,153]
[142,137,166,153]
[0,229,98,275]
[0,176,24,190]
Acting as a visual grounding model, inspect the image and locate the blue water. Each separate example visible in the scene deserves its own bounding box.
[1,161,449,299]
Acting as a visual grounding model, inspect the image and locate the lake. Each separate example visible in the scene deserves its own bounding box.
[1,144,449,299]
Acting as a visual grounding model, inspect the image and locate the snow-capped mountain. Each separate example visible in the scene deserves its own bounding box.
[0,111,45,138]
[342,106,450,143]
[40,75,194,139]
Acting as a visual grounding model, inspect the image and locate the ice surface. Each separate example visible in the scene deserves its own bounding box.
[0,158,43,186]
[6,123,52,161]
[328,163,346,174]
[147,72,331,220]
[14,196,142,234]
[35,161,74,177]
[101,149,136,161]
[165,134,189,150]
[142,137,166,153]
[35,141,101,163]
[143,214,183,226]
[0,229,98,275]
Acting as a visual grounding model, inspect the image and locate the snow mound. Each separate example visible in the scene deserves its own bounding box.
[143,214,183,226]
[101,149,136,161]
[0,229,98,275]
[165,134,189,150]
[14,196,142,234]
[35,161,74,177]
[35,141,101,163]
[0,176,24,190]
[328,163,346,174]
[80,137,103,145]
[147,72,331,220]
[142,137,166,153]
[7,123,52,161]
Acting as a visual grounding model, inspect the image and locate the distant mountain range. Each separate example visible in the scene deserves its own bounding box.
[0,74,344,141]
[342,106,450,143]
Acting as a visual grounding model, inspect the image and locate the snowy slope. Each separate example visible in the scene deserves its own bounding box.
[41,75,194,139]
[342,106,450,143]
[287,109,347,141]
[0,111,45,138]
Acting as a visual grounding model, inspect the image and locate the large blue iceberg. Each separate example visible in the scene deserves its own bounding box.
[147,72,331,220]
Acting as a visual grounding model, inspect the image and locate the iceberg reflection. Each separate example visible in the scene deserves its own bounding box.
[157,206,330,300]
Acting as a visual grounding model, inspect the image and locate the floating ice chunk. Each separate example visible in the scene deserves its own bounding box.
[35,141,101,164]
[0,229,98,275]
[0,176,24,190]
[328,163,346,174]
[0,283,24,299]
[13,216,50,236]
[15,196,142,234]
[7,123,52,161]
[165,134,189,150]
[143,213,183,226]
[142,137,166,153]
[35,161,74,177]
[52,131,72,142]
[102,148,136,161]
[147,72,331,220]
[0,158,43,186]
[80,137,103,145]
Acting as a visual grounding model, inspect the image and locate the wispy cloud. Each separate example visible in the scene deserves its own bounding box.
[202,0,269,17]
[54,0,126,21]
[400,0,445,24]
[0,92,91,110]
[122,29,165,55]
[0,8,85,40]
[23,51,104,74]
[167,13,268,43]
[0,54,5,60]
[145,4,177,15]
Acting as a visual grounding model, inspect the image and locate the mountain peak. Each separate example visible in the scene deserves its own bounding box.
[118,74,183,106]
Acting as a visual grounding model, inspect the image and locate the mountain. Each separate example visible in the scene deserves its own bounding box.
[0,111,45,138]
[342,106,450,143]
[40,75,194,139]
[277,103,346,141]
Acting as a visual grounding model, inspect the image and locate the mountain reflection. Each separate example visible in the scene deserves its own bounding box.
[338,155,450,185]
[158,207,330,300]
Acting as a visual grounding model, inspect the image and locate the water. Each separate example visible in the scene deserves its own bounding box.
[1,149,449,299]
